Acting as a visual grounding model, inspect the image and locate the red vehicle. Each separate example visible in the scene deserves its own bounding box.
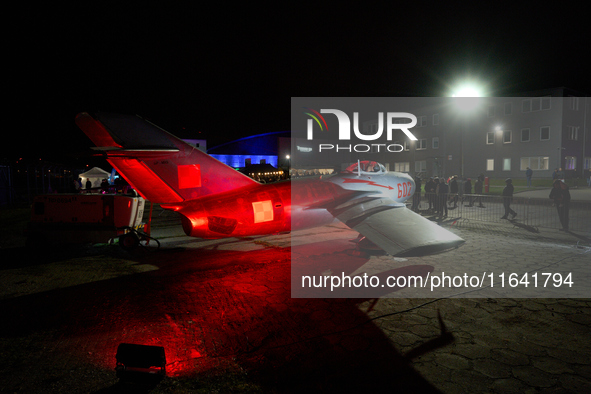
[27,193,145,247]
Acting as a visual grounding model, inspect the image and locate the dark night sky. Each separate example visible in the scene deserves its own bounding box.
[5,4,590,164]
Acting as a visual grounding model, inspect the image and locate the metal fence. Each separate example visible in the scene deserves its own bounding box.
[415,193,591,234]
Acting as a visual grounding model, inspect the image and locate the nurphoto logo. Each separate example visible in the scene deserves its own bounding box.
[303,108,418,153]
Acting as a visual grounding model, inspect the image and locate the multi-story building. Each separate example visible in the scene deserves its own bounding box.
[305,89,591,181]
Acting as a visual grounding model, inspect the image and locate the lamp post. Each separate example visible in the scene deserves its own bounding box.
[451,83,484,179]
[495,125,503,176]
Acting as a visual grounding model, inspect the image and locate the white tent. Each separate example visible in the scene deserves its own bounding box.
[79,167,110,189]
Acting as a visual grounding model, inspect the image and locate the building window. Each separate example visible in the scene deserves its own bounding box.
[416,139,427,150]
[569,96,580,110]
[584,157,591,170]
[521,129,530,142]
[394,162,409,172]
[522,97,551,113]
[486,132,495,144]
[521,157,549,171]
[488,106,495,117]
[404,141,410,151]
[432,137,439,149]
[415,160,427,173]
[565,156,576,170]
[503,130,512,144]
[433,114,439,125]
[504,102,512,115]
[503,158,511,171]
[540,126,550,140]
[419,116,427,127]
[567,126,578,141]
[486,159,494,171]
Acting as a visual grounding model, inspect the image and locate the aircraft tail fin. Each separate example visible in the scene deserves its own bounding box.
[75,112,258,204]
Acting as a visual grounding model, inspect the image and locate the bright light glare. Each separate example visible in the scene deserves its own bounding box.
[451,84,483,112]
[451,86,483,97]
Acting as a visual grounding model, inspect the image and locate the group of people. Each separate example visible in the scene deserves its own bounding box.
[414,174,486,218]
[415,173,571,232]
[506,174,571,231]
[73,177,131,194]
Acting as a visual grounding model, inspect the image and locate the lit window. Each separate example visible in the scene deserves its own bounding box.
[503,158,511,171]
[521,157,549,170]
[486,159,494,171]
[415,160,427,172]
[394,162,409,172]
[567,126,578,141]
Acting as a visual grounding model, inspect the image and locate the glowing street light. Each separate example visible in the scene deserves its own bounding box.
[451,83,485,112]
[451,85,484,97]
[450,82,485,178]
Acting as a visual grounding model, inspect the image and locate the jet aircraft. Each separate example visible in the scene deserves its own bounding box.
[76,112,464,256]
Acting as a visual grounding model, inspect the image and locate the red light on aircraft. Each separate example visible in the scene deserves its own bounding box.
[253,200,273,223]
[178,164,201,189]
[76,112,464,257]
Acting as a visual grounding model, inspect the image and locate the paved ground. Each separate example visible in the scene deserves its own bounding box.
[516,185,591,201]
[0,205,590,393]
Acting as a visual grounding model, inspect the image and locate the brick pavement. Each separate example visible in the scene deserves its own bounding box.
[0,207,589,392]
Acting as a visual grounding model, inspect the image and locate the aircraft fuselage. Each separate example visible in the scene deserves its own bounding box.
[166,169,414,239]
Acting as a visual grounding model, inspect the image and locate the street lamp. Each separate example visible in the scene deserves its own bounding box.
[450,82,484,179]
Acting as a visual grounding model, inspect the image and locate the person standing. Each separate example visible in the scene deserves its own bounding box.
[474,177,485,208]
[437,178,448,218]
[464,178,473,206]
[425,177,436,212]
[449,175,459,209]
[525,167,533,188]
[557,167,565,181]
[501,178,517,219]
[549,180,571,231]
[411,176,422,212]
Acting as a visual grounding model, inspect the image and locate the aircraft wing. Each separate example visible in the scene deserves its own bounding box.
[330,197,464,257]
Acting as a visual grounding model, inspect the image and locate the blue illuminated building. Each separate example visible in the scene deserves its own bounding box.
[207,131,291,169]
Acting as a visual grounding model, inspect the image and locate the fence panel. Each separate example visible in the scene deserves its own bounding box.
[417,193,591,233]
